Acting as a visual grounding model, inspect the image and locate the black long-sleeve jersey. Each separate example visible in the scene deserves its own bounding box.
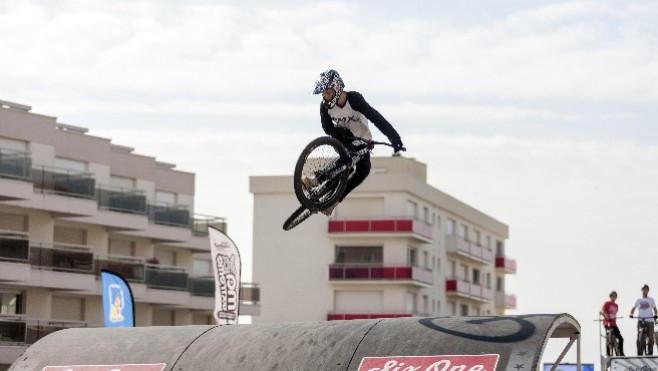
[320,91,400,144]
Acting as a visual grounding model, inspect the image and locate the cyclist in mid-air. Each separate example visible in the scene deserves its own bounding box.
[308,69,404,216]
[600,290,625,356]
[630,284,658,355]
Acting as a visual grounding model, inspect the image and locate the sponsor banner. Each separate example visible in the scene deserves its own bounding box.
[100,270,135,328]
[208,226,241,325]
[358,354,499,371]
[610,357,658,371]
[43,363,166,371]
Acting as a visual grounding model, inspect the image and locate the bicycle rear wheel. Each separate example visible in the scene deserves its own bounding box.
[283,205,313,231]
[294,136,350,211]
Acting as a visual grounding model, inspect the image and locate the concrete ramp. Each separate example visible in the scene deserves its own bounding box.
[9,314,580,371]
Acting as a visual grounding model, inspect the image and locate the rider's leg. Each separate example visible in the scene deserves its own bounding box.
[637,321,644,356]
[338,153,371,202]
[613,326,625,356]
[648,321,655,355]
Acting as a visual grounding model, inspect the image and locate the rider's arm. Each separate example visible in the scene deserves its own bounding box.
[347,92,401,143]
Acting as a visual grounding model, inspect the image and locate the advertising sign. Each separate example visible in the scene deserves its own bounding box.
[358,354,500,371]
[609,357,658,371]
[100,270,135,327]
[208,226,241,325]
[543,364,594,371]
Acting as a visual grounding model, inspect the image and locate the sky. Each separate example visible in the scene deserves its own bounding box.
[2,0,658,368]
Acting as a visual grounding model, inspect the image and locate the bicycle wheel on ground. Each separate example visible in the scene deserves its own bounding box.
[294,136,350,211]
[282,205,313,231]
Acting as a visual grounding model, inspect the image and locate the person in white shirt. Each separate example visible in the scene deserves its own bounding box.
[630,284,658,355]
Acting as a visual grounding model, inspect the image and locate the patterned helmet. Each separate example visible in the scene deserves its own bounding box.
[313,69,344,109]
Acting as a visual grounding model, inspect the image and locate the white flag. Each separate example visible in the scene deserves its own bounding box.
[208,226,241,325]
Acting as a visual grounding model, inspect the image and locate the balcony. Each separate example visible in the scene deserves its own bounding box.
[329,264,433,286]
[29,242,94,274]
[97,186,147,215]
[0,149,31,180]
[495,256,517,274]
[147,203,190,228]
[328,217,432,242]
[495,291,517,310]
[192,214,228,236]
[445,278,493,303]
[0,230,30,263]
[445,235,494,264]
[188,277,260,304]
[145,265,189,291]
[31,166,95,199]
[0,315,90,345]
[327,312,413,321]
[94,255,146,282]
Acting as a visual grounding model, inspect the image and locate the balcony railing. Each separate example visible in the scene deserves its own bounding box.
[329,264,433,285]
[0,230,29,262]
[0,315,89,345]
[147,203,190,228]
[192,214,228,236]
[445,277,493,302]
[327,312,413,321]
[328,217,433,241]
[94,255,146,281]
[97,186,147,214]
[145,264,189,290]
[31,166,96,199]
[495,256,517,274]
[0,148,31,180]
[29,242,94,274]
[445,235,494,263]
[188,277,261,304]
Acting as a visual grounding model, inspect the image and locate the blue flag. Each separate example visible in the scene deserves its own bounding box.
[101,269,135,327]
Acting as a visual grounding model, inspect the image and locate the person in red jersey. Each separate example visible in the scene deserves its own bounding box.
[600,290,624,356]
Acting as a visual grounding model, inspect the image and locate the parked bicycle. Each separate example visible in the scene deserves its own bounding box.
[630,314,658,355]
[283,136,404,231]
[595,315,624,358]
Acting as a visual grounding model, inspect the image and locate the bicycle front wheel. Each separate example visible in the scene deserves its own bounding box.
[294,136,350,211]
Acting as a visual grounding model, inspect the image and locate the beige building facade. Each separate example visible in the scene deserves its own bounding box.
[0,99,259,365]
[251,154,516,323]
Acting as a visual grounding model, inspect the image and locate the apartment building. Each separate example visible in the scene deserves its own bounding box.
[250,155,516,323]
[0,99,259,364]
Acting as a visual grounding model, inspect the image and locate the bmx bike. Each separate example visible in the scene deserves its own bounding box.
[630,314,658,356]
[596,315,623,358]
[282,136,404,231]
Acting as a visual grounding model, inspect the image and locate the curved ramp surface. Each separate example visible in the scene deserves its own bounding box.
[9,314,580,371]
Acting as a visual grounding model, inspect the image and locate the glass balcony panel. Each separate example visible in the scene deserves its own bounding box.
[0,232,29,262]
[192,214,228,236]
[24,320,88,344]
[0,316,26,343]
[31,166,95,198]
[188,276,214,296]
[94,255,145,281]
[29,242,94,273]
[97,187,147,214]
[147,204,190,228]
[240,283,260,304]
[145,265,188,290]
[0,149,31,180]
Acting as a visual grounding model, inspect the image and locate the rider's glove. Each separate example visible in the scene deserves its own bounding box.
[391,138,404,153]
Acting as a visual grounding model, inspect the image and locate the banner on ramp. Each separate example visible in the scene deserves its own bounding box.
[43,363,166,371]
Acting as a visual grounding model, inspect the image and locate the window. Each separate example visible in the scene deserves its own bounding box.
[423,295,429,314]
[496,277,504,292]
[54,226,87,245]
[52,296,84,321]
[423,251,429,269]
[449,301,456,315]
[486,235,491,249]
[436,215,441,229]
[193,259,212,276]
[447,219,455,235]
[110,176,135,189]
[474,230,481,246]
[486,273,492,289]
[423,207,429,223]
[472,269,481,285]
[0,292,22,315]
[407,248,417,267]
[155,249,176,266]
[109,238,135,257]
[54,158,86,172]
[406,200,418,219]
[496,240,504,256]
[449,260,456,276]
[156,191,176,205]
[335,246,382,264]
[405,292,417,313]
[458,223,468,240]
[0,212,27,231]
[0,137,27,152]
[460,304,469,316]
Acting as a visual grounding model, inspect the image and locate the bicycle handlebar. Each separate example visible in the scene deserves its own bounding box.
[347,136,407,152]
[629,315,658,320]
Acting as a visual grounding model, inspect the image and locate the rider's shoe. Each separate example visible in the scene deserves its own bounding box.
[301,176,318,190]
[322,203,336,216]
